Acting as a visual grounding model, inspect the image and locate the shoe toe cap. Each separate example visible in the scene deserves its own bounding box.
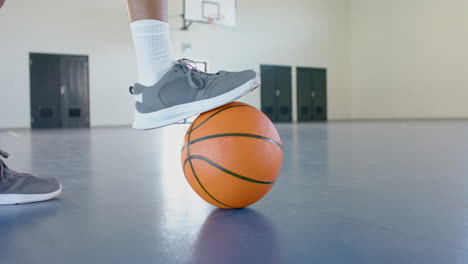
[220,69,256,80]
[240,69,257,80]
[17,175,61,194]
[211,70,258,95]
[233,69,258,86]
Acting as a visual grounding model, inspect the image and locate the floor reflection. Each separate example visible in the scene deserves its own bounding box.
[0,201,61,261]
[191,208,280,264]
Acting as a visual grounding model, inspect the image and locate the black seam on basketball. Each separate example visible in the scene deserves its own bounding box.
[186,104,255,135]
[185,155,276,185]
[186,127,235,209]
[181,133,283,152]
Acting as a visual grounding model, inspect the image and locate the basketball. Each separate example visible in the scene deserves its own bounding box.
[181,102,283,209]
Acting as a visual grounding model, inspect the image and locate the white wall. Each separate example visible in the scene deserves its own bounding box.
[0,0,351,129]
[2,0,467,128]
[351,0,468,119]
[0,1,136,128]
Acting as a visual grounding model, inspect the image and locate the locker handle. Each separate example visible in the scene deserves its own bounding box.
[311,91,316,97]
[276,90,280,97]
[60,86,66,95]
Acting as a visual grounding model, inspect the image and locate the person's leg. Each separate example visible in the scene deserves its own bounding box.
[127,0,168,22]
[126,0,260,130]
[128,0,174,87]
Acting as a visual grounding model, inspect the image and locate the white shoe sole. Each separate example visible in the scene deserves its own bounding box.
[133,77,260,130]
[0,184,62,205]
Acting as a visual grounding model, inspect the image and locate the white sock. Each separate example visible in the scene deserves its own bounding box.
[130,19,175,87]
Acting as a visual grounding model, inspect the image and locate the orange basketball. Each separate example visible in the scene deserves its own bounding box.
[181,102,283,209]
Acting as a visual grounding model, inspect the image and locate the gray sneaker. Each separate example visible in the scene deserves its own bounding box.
[129,59,260,129]
[0,150,62,205]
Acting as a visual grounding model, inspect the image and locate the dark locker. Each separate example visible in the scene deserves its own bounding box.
[260,65,292,122]
[29,53,90,129]
[297,67,327,121]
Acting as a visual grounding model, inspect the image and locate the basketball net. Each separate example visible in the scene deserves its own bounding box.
[207,15,225,30]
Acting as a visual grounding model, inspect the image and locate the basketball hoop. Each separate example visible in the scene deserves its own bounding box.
[207,16,216,24]
[207,15,225,31]
[182,0,236,30]
[207,15,224,25]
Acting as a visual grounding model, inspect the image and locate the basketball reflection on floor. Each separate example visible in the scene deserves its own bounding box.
[191,208,280,264]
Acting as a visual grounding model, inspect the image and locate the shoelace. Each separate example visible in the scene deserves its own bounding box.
[176,58,210,89]
[0,149,13,182]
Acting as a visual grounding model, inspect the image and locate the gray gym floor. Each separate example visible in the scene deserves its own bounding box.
[1,122,468,263]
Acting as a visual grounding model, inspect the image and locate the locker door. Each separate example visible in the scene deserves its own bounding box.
[30,54,62,129]
[297,67,313,121]
[276,67,292,122]
[60,56,90,128]
[260,65,292,122]
[297,67,327,121]
[260,66,277,122]
[311,69,327,121]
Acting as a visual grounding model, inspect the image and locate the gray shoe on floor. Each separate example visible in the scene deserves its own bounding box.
[129,59,260,129]
[0,150,62,205]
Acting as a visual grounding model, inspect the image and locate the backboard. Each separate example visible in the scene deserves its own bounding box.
[182,0,236,29]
